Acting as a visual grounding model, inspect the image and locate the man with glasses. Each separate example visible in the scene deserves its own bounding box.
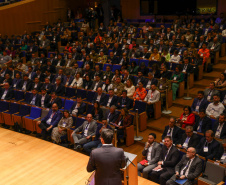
[166,147,202,185]
[177,126,199,149]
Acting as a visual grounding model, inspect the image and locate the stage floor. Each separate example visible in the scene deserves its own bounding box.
[0,128,158,185]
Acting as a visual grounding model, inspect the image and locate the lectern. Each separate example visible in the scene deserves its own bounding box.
[87,152,138,185]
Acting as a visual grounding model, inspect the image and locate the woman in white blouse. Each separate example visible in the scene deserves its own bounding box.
[70,73,83,88]
[124,79,135,98]
[169,50,181,63]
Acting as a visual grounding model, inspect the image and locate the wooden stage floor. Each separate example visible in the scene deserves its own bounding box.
[0,128,158,185]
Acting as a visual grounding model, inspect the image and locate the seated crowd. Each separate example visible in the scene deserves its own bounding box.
[0,13,226,185]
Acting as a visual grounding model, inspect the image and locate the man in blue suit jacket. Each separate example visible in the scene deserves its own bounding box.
[37,103,62,139]
[191,91,209,115]
[26,88,41,107]
[213,114,226,139]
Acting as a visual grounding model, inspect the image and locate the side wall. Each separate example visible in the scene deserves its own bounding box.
[0,0,67,35]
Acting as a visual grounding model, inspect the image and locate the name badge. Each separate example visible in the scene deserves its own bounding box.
[182,142,188,148]
[173,76,177,80]
[204,146,208,152]
[195,106,199,111]
[207,96,211,101]
[182,70,186,73]
[159,84,162,89]
[62,123,66,127]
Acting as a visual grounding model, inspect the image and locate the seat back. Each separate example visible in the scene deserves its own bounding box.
[204,161,225,183]
[40,109,49,119]
[65,87,76,98]
[75,117,86,129]
[14,90,24,101]
[77,89,87,99]
[139,59,149,67]
[112,65,122,72]
[77,61,83,68]
[133,101,147,113]
[24,92,32,103]
[19,104,31,116]
[64,99,74,110]
[0,101,10,112]
[9,102,20,114]
[86,104,94,114]
[103,64,112,71]
[130,58,140,65]
[30,107,42,119]
[86,91,96,102]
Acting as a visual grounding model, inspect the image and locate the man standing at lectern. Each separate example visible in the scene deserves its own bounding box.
[87,128,126,185]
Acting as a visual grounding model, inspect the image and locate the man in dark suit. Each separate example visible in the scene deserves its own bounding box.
[90,75,103,91]
[70,96,86,116]
[53,54,65,67]
[141,47,151,59]
[181,58,193,74]
[213,113,226,139]
[116,90,133,110]
[144,72,158,89]
[134,71,146,86]
[162,118,182,144]
[138,133,162,179]
[52,69,66,85]
[177,126,199,149]
[52,77,65,96]
[18,74,32,91]
[166,147,203,185]
[31,77,42,92]
[92,87,107,105]
[87,128,125,185]
[191,91,209,115]
[107,51,119,64]
[150,136,180,185]
[71,114,97,150]
[37,103,62,139]
[26,88,41,107]
[203,82,219,101]
[12,73,22,89]
[0,82,14,100]
[193,109,212,134]
[104,105,119,123]
[40,88,51,108]
[47,92,62,109]
[103,89,118,107]
[196,130,221,160]
[121,69,134,84]
[42,77,53,94]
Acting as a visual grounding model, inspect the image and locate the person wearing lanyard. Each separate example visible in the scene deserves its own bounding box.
[196,130,221,160]
[83,119,112,155]
[216,141,226,164]
[114,108,132,143]
[206,94,225,119]
[37,103,62,140]
[138,133,162,179]
[104,105,119,123]
[193,109,212,134]
[51,110,73,144]
[204,82,219,101]
[132,81,147,101]
[166,147,203,185]
[70,96,86,116]
[145,84,160,118]
[0,82,13,100]
[40,88,51,108]
[71,114,97,150]
[177,126,199,149]
[213,113,226,139]
[150,136,180,185]
[191,91,208,115]
[170,66,184,101]
[27,88,41,107]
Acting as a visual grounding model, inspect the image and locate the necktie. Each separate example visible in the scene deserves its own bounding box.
[168,128,172,135]
[181,160,191,175]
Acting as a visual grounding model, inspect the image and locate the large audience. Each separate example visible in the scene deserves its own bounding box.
[0,7,226,184]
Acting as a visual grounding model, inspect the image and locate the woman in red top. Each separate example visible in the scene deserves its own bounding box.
[178,106,195,128]
[198,43,210,65]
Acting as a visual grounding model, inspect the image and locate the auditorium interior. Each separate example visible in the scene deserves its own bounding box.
[0,0,226,184]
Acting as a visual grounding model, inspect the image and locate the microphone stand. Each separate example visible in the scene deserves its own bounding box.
[125,157,136,185]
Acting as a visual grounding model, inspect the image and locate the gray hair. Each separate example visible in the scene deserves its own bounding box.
[186,126,193,131]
